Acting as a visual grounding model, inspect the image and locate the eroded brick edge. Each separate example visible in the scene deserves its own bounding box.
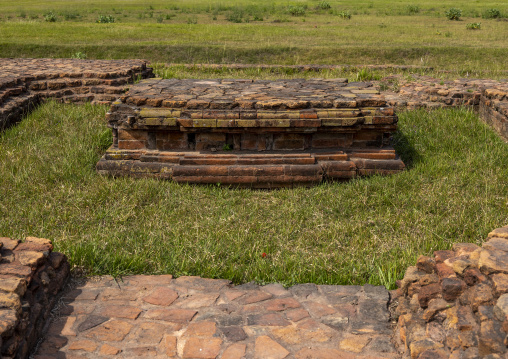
[393,224,508,358]
[0,58,154,130]
[0,237,70,358]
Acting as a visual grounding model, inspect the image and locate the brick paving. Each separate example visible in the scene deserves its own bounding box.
[34,276,399,358]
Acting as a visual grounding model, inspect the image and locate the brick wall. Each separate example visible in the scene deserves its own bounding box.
[0,237,70,358]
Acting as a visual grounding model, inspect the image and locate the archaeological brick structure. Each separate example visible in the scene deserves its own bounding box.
[480,86,508,142]
[394,225,508,358]
[0,237,69,359]
[0,58,153,130]
[96,78,405,187]
[382,77,508,142]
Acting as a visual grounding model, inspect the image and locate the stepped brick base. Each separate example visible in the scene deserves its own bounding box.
[97,78,405,187]
[97,149,403,188]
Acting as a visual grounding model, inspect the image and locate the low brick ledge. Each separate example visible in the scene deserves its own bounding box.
[0,58,153,130]
[393,225,508,358]
[0,237,70,359]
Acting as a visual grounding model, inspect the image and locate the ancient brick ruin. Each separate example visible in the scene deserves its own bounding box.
[0,58,152,130]
[0,237,69,358]
[0,59,507,358]
[394,225,508,358]
[96,78,405,187]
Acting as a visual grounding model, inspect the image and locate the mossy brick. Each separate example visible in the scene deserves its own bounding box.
[257,111,299,119]
[322,118,363,127]
[192,119,217,128]
[258,119,291,127]
[236,120,258,128]
[162,99,187,108]
[139,108,179,118]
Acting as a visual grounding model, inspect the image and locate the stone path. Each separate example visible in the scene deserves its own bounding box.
[34,276,398,358]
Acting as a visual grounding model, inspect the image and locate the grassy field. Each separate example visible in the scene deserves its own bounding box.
[1,0,507,287]
[0,101,506,288]
[0,0,507,76]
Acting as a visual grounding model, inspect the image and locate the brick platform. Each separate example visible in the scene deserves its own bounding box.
[0,58,153,129]
[3,226,507,359]
[96,78,405,187]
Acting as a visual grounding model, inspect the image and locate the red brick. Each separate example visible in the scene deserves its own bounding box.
[436,263,456,279]
[265,298,301,311]
[222,343,246,359]
[0,238,19,250]
[247,313,291,326]
[84,320,133,342]
[68,339,97,352]
[296,347,354,359]
[254,336,289,359]
[162,335,177,357]
[100,344,122,355]
[300,111,318,119]
[118,140,145,150]
[183,337,222,358]
[144,308,197,323]
[176,293,219,309]
[418,283,442,308]
[97,305,142,319]
[285,308,310,322]
[118,130,148,141]
[37,336,68,354]
[434,250,455,263]
[184,321,217,337]
[238,291,273,304]
[129,322,167,344]
[304,302,336,318]
[142,287,179,306]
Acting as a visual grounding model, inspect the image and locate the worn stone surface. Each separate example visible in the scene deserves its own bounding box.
[0,237,69,359]
[35,275,396,358]
[395,225,508,358]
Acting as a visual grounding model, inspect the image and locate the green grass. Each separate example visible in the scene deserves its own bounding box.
[0,0,507,76]
[1,101,507,289]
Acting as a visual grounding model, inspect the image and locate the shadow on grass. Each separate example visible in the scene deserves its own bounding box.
[392,128,420,169]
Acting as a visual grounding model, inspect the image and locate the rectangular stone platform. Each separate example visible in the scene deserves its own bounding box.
[97,78,405,187]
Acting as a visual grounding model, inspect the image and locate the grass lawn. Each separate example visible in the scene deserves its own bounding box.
[0,101,506,288]
[1,0,507,287]
[0,0,507,77]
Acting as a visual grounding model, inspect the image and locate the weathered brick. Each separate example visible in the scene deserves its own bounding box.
[182,337,222,359]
